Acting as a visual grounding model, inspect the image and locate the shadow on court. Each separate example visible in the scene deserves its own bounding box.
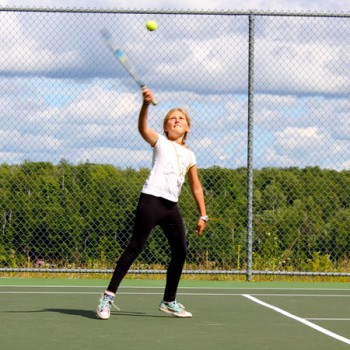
[45,308,168,319]
[3,308,169,319]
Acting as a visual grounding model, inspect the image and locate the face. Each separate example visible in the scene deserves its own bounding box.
[163,110,190,141]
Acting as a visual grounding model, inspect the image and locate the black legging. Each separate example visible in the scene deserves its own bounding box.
[107,193,187,302]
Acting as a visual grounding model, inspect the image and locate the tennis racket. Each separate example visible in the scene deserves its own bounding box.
[101,28,157,105]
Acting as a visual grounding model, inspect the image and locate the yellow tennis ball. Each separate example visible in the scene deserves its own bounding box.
[146,20,158,31]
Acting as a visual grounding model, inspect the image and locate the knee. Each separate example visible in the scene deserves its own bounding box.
[122,239,145,261]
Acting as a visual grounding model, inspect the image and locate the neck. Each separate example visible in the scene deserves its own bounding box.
[165,133,185,145]
[167,134,184,145]
[172,138,184,145]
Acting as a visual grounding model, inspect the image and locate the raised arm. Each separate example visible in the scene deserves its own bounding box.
[138,88,158,147]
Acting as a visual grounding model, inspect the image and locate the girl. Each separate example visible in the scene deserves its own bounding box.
[97,88,208,319]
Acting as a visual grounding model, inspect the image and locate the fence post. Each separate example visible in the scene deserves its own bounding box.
[246,13,255,282]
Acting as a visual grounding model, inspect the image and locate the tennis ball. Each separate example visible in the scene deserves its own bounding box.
[146,20,158,31]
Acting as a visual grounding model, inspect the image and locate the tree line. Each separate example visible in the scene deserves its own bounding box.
[0,160,349,272]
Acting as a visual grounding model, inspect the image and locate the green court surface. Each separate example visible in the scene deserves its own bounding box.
[1,278,350,350]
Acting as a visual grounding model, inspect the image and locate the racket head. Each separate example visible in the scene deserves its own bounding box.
[114,48,145,88]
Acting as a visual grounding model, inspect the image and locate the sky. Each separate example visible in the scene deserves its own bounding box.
[1,0,350,12]
[0,1,349,170]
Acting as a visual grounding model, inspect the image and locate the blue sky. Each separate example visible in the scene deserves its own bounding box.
[0,1,349,170]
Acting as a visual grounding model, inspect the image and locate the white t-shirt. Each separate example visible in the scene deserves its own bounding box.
[141,134,197,202]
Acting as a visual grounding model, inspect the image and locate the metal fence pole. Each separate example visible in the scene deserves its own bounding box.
[246,14,255,282]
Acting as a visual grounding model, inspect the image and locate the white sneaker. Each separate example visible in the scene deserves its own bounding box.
[96,292,119,320]
[159,300,192,318]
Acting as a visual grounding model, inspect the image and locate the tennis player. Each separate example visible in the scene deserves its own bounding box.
[97,88,208,319]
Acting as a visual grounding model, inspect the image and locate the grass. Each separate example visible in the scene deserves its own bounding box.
[1,271,350,283]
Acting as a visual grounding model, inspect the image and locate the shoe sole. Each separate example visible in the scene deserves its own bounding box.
[159,306,192,318]
[96,309,110,320]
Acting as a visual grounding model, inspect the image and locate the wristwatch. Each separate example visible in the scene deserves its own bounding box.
[199,215,209,222]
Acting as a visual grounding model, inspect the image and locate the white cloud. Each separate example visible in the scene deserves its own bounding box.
[276,127,325,150]
[261,126,350,169]
[0,13,80,74]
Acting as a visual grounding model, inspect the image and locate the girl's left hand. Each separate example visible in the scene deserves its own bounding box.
[196,220,206,236]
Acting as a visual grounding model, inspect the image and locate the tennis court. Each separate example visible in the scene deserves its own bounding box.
[1,278,350,350]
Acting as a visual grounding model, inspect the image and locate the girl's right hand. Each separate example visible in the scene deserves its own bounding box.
[142,87,154,105]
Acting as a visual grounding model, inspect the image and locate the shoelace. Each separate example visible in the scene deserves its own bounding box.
[177,302,185,309]
[101,295,120,311]
[173,301,186,309]
[165,301,185,312]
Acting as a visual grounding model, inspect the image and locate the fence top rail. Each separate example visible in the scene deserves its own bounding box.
[0,6,350,18]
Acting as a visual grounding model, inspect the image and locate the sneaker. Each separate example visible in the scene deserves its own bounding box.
[96,292,119,320]
[159,300,192,318]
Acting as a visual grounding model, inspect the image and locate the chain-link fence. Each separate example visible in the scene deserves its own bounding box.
[0,7,349,278]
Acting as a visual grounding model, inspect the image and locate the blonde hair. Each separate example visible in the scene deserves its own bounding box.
[163,108,191,144]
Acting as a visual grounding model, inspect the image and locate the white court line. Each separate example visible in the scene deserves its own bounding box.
[243,294,350,345]
[1,290,350,298]
[307,318,350,321]
[247,294,350,297]
[0,291,243,296]
[0,292,167,295]
[1,285,350,291]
